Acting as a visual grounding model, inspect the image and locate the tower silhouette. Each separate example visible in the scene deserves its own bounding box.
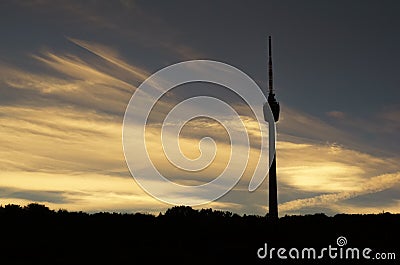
[267,36,280,220]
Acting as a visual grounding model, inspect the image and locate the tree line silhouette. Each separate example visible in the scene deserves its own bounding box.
[0,203,398,264]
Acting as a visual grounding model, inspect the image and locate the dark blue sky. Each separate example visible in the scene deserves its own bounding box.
[2,1,400,116]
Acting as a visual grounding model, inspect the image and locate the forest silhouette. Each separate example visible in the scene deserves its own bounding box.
[0,203,398,264]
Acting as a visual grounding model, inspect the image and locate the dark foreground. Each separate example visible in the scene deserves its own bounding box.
[0,204,399,265]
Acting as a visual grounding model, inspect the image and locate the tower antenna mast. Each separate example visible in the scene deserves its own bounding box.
[268,36,274,95]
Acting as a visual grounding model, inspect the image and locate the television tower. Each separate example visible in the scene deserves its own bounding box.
[266,36,280,220]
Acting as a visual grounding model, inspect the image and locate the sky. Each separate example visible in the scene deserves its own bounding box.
[0,0,399,216]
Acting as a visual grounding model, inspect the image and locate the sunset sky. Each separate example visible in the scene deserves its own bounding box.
[0,0,399,216]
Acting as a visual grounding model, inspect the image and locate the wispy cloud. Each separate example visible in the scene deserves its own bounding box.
[16,1,206,60]
[280,172,400,212]
[1,46,145,115]
[67,37,150,82]
[0,105,123,174]
[326,110,345,119]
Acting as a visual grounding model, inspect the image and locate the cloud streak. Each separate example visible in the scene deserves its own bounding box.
[280,172,400,212]
[67,37,151,82]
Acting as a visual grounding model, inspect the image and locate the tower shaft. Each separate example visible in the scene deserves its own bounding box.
[269,154,278,219]
[267,36,280,220]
